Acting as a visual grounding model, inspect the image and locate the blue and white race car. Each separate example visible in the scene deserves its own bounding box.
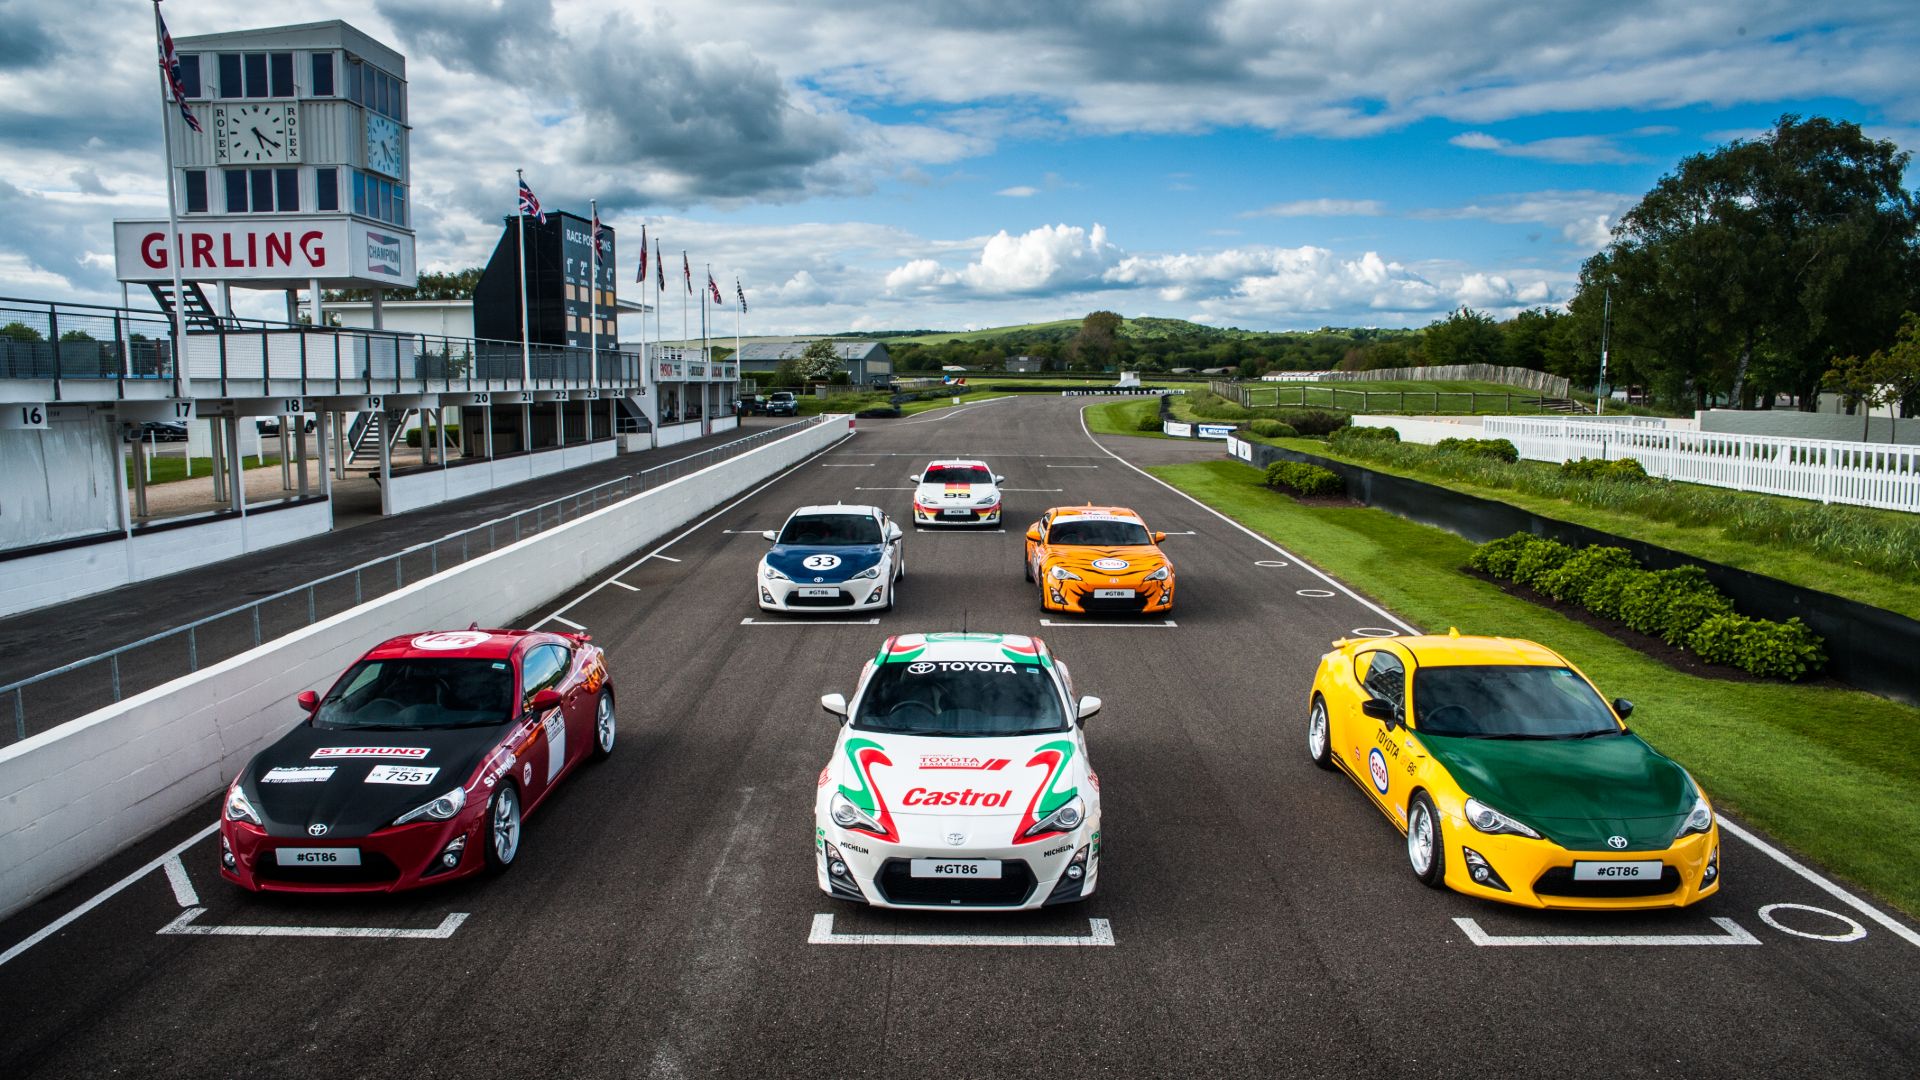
[759,504,905,613]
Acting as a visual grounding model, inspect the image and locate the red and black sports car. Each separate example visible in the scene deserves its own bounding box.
[219,628,614,893]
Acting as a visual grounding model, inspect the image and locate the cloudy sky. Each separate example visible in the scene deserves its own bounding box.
[1,0,1916,334]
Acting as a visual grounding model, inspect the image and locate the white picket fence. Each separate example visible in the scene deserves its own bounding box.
[1480,417,1920,512]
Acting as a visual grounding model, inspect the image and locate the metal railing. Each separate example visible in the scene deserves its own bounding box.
[0,417,819,746]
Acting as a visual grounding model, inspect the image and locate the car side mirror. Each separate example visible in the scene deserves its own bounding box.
[1153,531,1167,543]
[1025,527,1043,543]
[296,690,320,713]
[993,474,1005,483]
[529,688,563,713]
[821,693,849,720]
[1077,695,1102,721]
[762,530,779,542]
[1612,697,1634,719]
[907,472,921,482]
[1361,698,1399,727]
[884,522,903,541]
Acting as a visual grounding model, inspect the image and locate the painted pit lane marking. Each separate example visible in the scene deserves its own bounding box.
[163,855,198,907]
[1453,917,1760,947]
[740,617,881,626]
[1717,817,1920,950]
[646,553,682,563]
[1255,559,1289,567]
[1349,627,1399,638]
[808,913,1114,947]
[547,615,587,630]
[821,463,875,467]
[855,487,917,491]
[1047,464,1100,468]
[915,528,1008,533]
[158,908,470,940]
[1296,589,1336,598]
[609,579,641,592]
[1759,903,1868,942]
[0,823,217,969]
[1038,619,1177,628]
[1001,488,1065,492]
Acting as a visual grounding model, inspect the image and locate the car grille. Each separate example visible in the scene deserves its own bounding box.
[787,591,853,607]
[1533,865,1681,899]
[1079,595,1149,614]
[875,858,1037,906]
[255,850,402,886]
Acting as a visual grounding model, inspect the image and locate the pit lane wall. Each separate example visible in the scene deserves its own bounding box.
[0,416,852,921]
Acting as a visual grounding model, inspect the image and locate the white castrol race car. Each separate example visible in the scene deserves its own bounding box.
[814,632,1103,910]
[909,460,1004,526]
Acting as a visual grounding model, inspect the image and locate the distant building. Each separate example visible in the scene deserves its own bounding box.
[1169,367,1197,374]
[1006,355,1043,373]
[940,364,967,372]
[734,340,893,385]
[300,295,647,340]
[1202,366,1235,375]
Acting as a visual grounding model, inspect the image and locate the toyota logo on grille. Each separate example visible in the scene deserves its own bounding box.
[1607,835,1628,849]
[308,823,329,837]
[945,833,967,847]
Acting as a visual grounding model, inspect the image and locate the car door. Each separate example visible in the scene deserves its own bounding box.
[518,644,569,801]
[553,642,599,772]
[1026,512,1051,577]
[1350,646,1413,822]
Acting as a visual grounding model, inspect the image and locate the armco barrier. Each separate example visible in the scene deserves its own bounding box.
[0,416,851,921]
[1224,435,1920,706]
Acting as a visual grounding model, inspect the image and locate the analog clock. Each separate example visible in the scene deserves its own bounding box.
[215,104,299,164]
[366,113,404,179]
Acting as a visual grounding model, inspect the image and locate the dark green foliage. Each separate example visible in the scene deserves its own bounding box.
[1560,456,1650,482]
[1264,461,1345,498]
[1434,437,1520,463]
[1275,409,1350,436]
[1509,537,1574,588]
[1181,389,1256,420]
[1249,418,1298,438]
[854,406,903,419]
[1690,615,1827,679]
[1137,413,1167,432]
[1467,533,1535,578]
[404,424,461,447]
[1536,545,1638,603]
[1329,425,1399,449]
[1580,567,1641,621]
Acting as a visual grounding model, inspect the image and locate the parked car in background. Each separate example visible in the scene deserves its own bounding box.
[125,420,189,442]
[257,415,317,436]
[736,394,769,415]
[766,392,799,417]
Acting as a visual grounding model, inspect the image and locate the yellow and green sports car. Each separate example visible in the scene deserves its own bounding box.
[1306,631,1721,909]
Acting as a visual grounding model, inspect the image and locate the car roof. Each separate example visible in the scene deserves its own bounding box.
[875,632,1055,667]
[363,629,550,662]
[922,459,991,470]
[1046,504,1145,523]
[788,503,883,518]
[1383,634,1568,668]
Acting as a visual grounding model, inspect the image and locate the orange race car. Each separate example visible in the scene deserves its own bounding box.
[1023,505,1175,615]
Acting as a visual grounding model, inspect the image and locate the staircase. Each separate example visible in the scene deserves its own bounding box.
[145,282,223,331]
[345,409,412,467]
[615,394,653,434]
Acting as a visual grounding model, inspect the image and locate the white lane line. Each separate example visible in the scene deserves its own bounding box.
[1717,817,1920,950]
[1077,405,1418,636]
[548,615,587,630]
[855,487,917,491]
[1161,530,1198,535]
[1453,916,1759,947]
[1047,464,1100,469]
[808,913,1114,947]
[163,856,198,908]
[158,908,470,940]
[915,528,1007,534]
[0,823,218,969]
[740,617,881,626]
[894,397,1014,426]
[1001,488,1064,492]
[646,553,682,563]
[609,579,641,592]
[1039,619,1177,628]
[822,463,875,467]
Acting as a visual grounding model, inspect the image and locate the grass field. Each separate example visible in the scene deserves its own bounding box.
[125,453,284,487]
[1083,396,1168,437]
[1150,458,1920,917]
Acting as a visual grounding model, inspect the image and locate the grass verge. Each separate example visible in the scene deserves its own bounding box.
[125,454,284,487]
[1083,396,1167,438]
[1150,458,1920,917]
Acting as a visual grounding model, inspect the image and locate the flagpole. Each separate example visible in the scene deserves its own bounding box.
[588,198,599,390]
[151,1,187,398]
[515,170,530,387]
[681,251,689,350]
[701,263,711,435]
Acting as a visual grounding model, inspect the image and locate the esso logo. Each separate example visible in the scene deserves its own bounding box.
[410,631,492,651]
[1091,558,1128,572]
[1367,748,1391,793]
[802,554,842,571]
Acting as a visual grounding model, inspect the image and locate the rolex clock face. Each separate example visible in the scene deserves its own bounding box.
[366,113,404,179]
[214,104,300,164]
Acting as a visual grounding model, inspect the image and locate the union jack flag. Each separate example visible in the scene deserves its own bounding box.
[655,239,664,291]
[682,251,692,294]
[636,225,647,284]
[736,279,747,313]
[707,272,723,305]
[517,177,545,223]
[591,208,603,247]
[156,4,202,134]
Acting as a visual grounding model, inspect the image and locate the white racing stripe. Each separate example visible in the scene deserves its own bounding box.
[1454,916,1760,947]
[808,913,1114,947]
[157,909,469,940]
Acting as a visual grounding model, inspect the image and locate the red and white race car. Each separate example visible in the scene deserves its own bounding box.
[218,628,614,893]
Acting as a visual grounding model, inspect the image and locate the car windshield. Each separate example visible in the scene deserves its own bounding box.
[1413,665,1621,739]
[314,658,513,730]
[923,466,989,484]
[1048,518,1150,546]
[779,513,882,545]
[853,661,1068,737]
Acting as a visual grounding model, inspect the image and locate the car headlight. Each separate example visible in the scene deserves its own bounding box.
[829,791,883,834]
[224,781,262,826]
[761,563,789,581]
[850,565,881,580]
[1049,565,1081,581]
[1680,792,1714,836]
[394,786,467,826]
[1463,797,1540,839]
[1023,795,1087,838]
[1143,565,1170,582]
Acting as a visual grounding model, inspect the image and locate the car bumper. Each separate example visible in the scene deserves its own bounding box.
[1042,577,1175,615]
[814,821,1099,910]
[219,816,483,893]
[1440,821,1722,910]
[913,504,1001,526]
[760,576,891,611]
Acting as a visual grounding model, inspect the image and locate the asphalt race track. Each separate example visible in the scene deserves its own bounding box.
[3,395,1917,1079]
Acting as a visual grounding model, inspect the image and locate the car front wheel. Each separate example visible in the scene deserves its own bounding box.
[1406,792,1445,888]
[485,784,522,872]
[1307,697,1333,770]
[592,691,616,760]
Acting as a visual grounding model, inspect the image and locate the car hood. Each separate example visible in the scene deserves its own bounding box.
[765,543,884,582]
[915,481,998,504]
[834,731,1083,825]
[1042,545,1167,580]
[241,722,512,838]
[1417,731,1696,850]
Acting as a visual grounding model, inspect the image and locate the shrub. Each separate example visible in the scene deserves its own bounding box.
[854,406,903,419]
[1657,589,1737,647]
[1182,389,1257,420]
[1330,425,1399,449]
[1137,413,1166,432]
[1264,461,1345,498]
[1691,615,1826,679]
[1616,567,1721,640]
[1509,537,1574,588]
[1467,533,1535,578]
[1580,567,1641,621]
[1276,409,1350,437]
[1536,545,1637,603]
[1435,436,1520,463]
[1249,418,1298,438]
[404,424,461,447]
[1560,456,1650,482]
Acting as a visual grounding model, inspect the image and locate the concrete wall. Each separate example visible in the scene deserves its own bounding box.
[0,500,334,619]
[382,440,619,515]
[0,417,849,920]
[654,420,704,447]
[1697,408,1920,446]
[1350,415,1485,443]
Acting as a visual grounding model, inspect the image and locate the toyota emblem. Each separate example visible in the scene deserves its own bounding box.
[945,833,967,847]
[308,823,329,837]
[1607,835,1628,849]
[907,662,936,675]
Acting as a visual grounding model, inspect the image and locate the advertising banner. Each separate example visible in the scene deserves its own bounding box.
[114,217,417,288]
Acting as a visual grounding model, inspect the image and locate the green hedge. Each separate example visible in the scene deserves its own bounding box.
[1276,408,1350,437]
[1470,532,1825,680]
[1560,456,1649,482]
[404,424,461,447]
[1181,389,1258,420]
[1137,413,1167,432]
[1434,436,1520,463]
[1264,461,1344,498]
[1330,425,1399,449]
[1249,418,1298,438]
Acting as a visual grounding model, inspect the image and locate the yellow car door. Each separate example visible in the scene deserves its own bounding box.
[1350,645,1414,827]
